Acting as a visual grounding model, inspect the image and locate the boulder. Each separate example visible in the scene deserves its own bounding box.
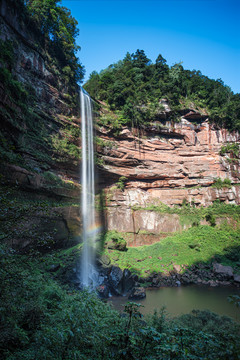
[233,274,240,283]
[98,254,111,266]
[128,287,146,300]
[106,236,127,251]
[173,264,181,273]
[152,277,159,287]
[213,263,233,278]
[109,266,123,295]
[122,269,136,294]
[96,284,110,298]
[209,280,218,287]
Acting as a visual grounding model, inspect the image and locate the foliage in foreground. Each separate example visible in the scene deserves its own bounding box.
[0,244,240,359]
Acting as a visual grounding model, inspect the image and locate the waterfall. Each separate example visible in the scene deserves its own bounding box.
[80,88,97,288]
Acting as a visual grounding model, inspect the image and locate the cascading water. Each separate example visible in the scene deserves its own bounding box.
[80,88,98,288]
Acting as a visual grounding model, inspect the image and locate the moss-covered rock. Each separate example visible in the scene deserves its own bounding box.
[105,230,127,251]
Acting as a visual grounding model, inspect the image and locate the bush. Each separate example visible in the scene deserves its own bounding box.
[104,230,127,251]
[116,176,127,191]
[205,213,216,226]
[212,178,232,189]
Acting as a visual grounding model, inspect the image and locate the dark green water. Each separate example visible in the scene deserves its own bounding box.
[109,286,240,321]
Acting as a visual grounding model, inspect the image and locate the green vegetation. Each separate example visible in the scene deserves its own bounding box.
[132,200,240,222]
[104,230,127,251]
[95,136,115,149]
[220,142,240,157]
[212,178,232,189]
[97,103,130,135]
[113,202,240,275]
[51,124,81,162]
[1,243,240,359]
[0,184,78,252]
[116,176,128,191]
[0,1,84,172]
[0,41,81,170]
[85,49,240,131]
[23,0,84,87]
[42,170,78,189]
[101,224,240,277]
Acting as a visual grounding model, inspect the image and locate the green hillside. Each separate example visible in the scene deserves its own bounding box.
[85,49,240,131]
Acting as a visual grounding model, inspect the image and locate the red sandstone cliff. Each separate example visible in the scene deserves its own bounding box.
[97,115,240,206]
[95,112,240,244]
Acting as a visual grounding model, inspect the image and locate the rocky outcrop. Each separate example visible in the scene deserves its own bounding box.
[132,262,240,288]
[94,263,138,298]
[95,115,240,241]
[98,119,239,196]
[213,263,234,279]
[128,287,146,300]
[0,0,74,117]
[0,3,82,251]
[102,186,240,246]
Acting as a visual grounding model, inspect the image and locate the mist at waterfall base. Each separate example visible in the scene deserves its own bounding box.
[79,88,99,289]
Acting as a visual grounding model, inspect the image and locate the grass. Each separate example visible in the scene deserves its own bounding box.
[101,224,240,278]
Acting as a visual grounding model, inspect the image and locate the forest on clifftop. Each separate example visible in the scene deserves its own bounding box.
[85,49,240,131]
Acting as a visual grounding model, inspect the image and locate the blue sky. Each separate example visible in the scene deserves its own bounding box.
[61,0,240,93]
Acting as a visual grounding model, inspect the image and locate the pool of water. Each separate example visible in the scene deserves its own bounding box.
[108,286,240,322]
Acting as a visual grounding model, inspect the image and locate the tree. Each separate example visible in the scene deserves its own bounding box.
[25,0,84,84]
[131,49,151,68]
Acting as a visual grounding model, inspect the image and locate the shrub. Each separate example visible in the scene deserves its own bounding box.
[212,178,232,189]
[104,230,127,251]
[116,176,127,191]
[205,213,216,226]
[220,143,239,157]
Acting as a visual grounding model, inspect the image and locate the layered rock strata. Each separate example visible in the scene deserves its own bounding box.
[96,116,240,241]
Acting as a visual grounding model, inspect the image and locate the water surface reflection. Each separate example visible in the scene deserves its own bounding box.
[109,286,240,322]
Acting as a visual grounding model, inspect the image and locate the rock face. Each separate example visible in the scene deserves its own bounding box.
[0,3,81,251]
[98,120,239,201]
[109,266,124,295]
[96,117,240,243]
[213,263,233,279]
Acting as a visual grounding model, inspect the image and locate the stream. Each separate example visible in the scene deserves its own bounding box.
[109,285,240,322]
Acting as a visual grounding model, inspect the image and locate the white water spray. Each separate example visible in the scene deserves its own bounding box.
[80,88,97,288]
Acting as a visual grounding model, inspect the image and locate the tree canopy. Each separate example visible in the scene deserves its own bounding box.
[21,0,84,85]
[85,50,240,131]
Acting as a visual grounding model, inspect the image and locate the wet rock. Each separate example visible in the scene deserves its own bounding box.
[213,263,233,278]
[152,277,159,287]
[219,281,231,286]
[98,254,111,266]
[234,274,240,283]
[122,269,136,294]
[109,266,123,295]
[96,284,110,298]
[128,287,146,300]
